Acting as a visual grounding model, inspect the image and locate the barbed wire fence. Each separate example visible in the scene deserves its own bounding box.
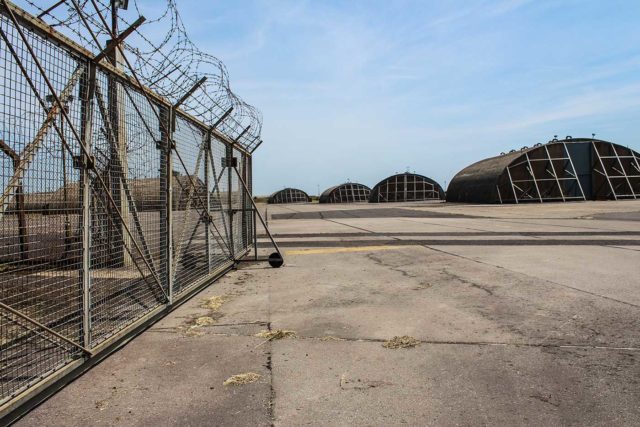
[0,0,268,421]
[19,0,263,150]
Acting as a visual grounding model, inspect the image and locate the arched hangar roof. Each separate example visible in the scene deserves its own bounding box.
[369,173,444,202]
[446,137,640,203]
[267,188,311,204]
[319,183,371,203]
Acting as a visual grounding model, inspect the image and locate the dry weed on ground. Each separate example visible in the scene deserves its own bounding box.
[382,335,420,349]
[201,295,226,311]
[320,336,345,341]
[223,372,261,386]
[255,329,296,340]
[194,316,215,327]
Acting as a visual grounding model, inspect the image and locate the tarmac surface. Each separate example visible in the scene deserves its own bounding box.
[18,200,640,426]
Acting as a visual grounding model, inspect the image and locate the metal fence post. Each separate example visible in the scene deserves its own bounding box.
[168,107,175,303]
[249,155,258,260]
[80,150,91,348]
[227,144,235,260]
[205,131,212,272]
[79,62,96,348]
[159,104,173,304]
[241,152,248,251]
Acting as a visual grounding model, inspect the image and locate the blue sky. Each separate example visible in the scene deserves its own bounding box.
[154,1,640,194]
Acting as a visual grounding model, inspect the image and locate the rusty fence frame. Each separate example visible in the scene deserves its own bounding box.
[0,1,262,422]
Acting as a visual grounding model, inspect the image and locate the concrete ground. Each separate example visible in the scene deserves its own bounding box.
[18,200,640,426]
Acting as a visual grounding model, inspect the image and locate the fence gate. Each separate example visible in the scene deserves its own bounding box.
[0,1,264,422]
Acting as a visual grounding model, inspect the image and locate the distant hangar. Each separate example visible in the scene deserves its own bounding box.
[447,137,640,203]
[267,188,311,204]
[265,137,640,206]
[369,173,444,203]
[319,183,371,203]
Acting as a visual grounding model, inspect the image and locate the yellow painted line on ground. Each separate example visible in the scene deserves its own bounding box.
[285,245,411,255]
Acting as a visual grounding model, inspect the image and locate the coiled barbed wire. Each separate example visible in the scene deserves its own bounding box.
[18,0,262,149]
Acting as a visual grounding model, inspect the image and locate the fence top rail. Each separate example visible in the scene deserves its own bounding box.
[0,0,251,157]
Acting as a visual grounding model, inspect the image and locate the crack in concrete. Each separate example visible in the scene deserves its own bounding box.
[322,217,640,310]
[365,253,418,279]
[529,393,560,407]
[440,269,494,296]
[339,373,392,390]
[604,245,640,253]
[424,245,640,309]
[149,321,270,333]
[492,218,620,233]
[188,330,640,352]
[265,280,276,427]
[365,252,437,290]
[321,217,380,234]
[365,242,494,296]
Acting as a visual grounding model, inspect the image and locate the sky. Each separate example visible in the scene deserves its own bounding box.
[124,1,640,195]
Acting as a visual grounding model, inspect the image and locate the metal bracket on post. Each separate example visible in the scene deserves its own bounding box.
[93,16,145,63]
[232,126,251,147]
[250,139,263,154]
[37,0,66,19]
[221,155,237,169]
[72,153,96,171]
[211,107,233,130]
[173,76,207,110]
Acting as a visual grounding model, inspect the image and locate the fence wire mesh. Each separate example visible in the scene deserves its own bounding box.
[0,2,255,409]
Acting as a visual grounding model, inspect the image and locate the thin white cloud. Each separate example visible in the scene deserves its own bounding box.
[161,0,640,194]
[489,83,640,132]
